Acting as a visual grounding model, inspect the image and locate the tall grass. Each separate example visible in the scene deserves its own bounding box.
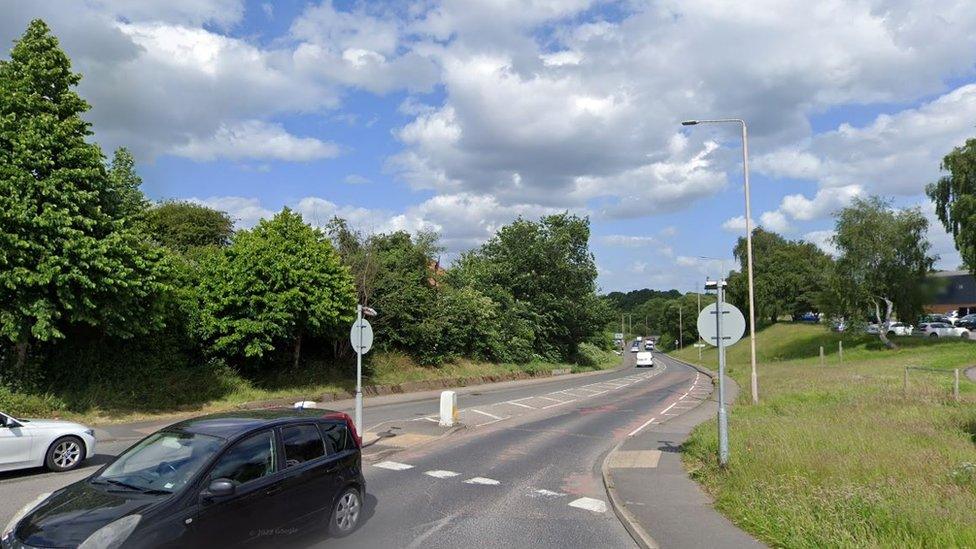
[675,323,976,547]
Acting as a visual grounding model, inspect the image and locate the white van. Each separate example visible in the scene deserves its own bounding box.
[635,351,654,367]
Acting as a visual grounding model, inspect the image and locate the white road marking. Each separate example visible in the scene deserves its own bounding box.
[406,515,455,549]
[464,477,501,485]
[660,402,678,414]
[627,417,656,437]
[421,417,439,423]
[535,395,567,403]
[506,401,536,409]
[425,470,460,478]
[532,488,567,497]
[470,408,507,420]
[374,461,414,471]
[568,497,607,513]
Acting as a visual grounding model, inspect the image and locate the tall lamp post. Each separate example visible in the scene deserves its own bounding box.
[682,118,759,404]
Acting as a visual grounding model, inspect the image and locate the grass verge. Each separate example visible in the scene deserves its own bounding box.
[673,323,976,547]
[0,347,620,424]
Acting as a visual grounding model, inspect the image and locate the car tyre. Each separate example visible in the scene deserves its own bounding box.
[962,332,970,340]
[45,436,85,472]
[329,487,362,537]
[929,333,939,339]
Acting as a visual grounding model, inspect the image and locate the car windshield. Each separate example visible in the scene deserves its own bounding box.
[94,431,223,494]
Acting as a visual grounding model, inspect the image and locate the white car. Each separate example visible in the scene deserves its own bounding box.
[635,351,654,367]
[886,322,914,336]
[918,322,971,340]
[0,411,96,473]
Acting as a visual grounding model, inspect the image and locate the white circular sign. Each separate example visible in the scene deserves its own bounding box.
[350,318,374,355]
[696,302,746,347]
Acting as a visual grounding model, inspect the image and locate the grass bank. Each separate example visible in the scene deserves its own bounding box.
[673,323,976,547]
[0,347,620,424]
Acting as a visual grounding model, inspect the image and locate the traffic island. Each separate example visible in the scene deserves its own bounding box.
[602,360,764,549]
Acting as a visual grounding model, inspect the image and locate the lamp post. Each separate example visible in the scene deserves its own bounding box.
[682,119,759,404]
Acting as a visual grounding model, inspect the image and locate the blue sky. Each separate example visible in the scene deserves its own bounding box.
[2,0,973,292]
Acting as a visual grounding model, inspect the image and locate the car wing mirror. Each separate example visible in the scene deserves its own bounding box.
[201,479,235,502]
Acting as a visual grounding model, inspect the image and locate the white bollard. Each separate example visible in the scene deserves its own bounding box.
[439,390,458,427]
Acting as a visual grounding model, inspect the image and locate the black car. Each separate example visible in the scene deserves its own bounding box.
[2,409,365,548]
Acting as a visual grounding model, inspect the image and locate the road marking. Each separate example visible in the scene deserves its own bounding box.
[627,417,656,437]
[406,515,455,549]
[660,402,678,414]
[535,395,567,403]
[374,461,414,471]
[425,470,460,478]
[464,477,501,485]
[532,488,567,497]
[541,400,572,409]
[505,401,536,409]
[470,408,508,420]
[421,417,439,423]
[568,497,607,513]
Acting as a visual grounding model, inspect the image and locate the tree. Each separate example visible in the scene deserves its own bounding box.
[0,20,167,372]
[927,138,976,276]
[106,147,148,221]
[198,208,355,369]
[727,228,832,324]
[819,197,935,348]
[145,201,234,252]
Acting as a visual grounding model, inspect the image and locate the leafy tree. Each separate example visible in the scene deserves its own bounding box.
[927,138,976,276]
[819,197,935,348]
[727,228,832,324]
[0,20,167,372]
[106,147,148,221]
[325,217,379,306]
[145,201,234,252]
[658,293,716,350]
[198,208,355,369]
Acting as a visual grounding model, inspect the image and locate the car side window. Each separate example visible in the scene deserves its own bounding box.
[281,424,326,467]
[209,430,276,485]
[319,423,350,454]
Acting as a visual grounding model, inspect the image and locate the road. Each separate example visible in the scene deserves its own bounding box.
[0,352,705,548]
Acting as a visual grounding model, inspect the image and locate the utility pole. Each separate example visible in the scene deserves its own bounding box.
[697,284,703,362]
[679,306,683,349]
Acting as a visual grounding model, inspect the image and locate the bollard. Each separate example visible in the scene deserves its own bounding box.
[838,341,843,365]
[903,367,908,398]
[954,369,960,402]
[819,346,824,367]
[439,390,458,427]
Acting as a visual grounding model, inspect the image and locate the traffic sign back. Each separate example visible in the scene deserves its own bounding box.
[697,302,746,347]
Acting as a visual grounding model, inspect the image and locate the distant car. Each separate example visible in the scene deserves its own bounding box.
[887,322,913,336]
[956,314,976,330]
[865,323,880,335]
[831,319,847,332]
[919,322,970,339]
[644,340,654,351]
[630,343,640,353]
[0,411,96,473]
[635,351,654,367]
[919,314,950,325]
[2,409,365,549]
[795,312,819,322]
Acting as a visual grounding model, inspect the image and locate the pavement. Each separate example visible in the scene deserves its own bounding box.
[603,357,764,549]
[0,352,760,548]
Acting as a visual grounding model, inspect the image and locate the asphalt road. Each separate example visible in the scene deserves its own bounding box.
[0,352,701,548]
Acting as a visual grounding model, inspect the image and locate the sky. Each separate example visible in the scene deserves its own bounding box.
[2,0,972,293]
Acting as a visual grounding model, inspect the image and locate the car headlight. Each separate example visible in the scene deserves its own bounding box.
[77,515,141,549]
[2,493,50,540]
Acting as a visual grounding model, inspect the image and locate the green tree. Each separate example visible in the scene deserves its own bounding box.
[106,147,148,221]
[819,197,935,348]
[198,208,355,369]
[0,20,167,371]
[927,138,976,276]
[145,201,234,252]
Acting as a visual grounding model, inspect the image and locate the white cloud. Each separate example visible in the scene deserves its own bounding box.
[803,230,838,257]
[172,120,339,162]
[188,196,274,228]
[721,216,753,233]
[343,174,371,185]
[759,211,791,233]
[778,185,864,221]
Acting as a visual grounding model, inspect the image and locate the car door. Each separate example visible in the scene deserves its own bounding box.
[0,414,33,471]
[181,429,284,547]
[272,423,338,529]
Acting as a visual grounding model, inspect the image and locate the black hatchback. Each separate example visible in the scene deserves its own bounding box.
[1,409,365,548]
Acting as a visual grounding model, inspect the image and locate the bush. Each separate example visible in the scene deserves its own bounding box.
[0,386,65,417]
[572,342,609,367]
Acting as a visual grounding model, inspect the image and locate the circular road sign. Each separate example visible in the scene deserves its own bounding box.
[350,318,374,355]
[697,302,746,347]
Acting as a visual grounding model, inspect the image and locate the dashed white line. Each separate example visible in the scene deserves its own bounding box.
[627,417,656,437]
[425,470,460,478]
[568,497,607,513]
[470,408,508,420]
[374,461,414,471]
[505,400,536,409]
[464,477,501,485]
[533,488,567,497]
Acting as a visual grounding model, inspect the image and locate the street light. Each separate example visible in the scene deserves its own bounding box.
[682,118,759,404]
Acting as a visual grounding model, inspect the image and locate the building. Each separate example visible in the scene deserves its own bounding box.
[925,270,976,315]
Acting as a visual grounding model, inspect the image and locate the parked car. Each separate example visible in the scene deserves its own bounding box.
[1,409,365,549]
[887,322,913,336]
[919,314,950,325]
[794,312,819,322]
[956,314,976,330]
[0,411,96,473]
[918,322,971,339]
[635,351,654,367]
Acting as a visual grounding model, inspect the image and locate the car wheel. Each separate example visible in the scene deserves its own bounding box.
[45,436,85,472]
[329,487,362,537]
[929,333,939,339]
[962,332,970,340]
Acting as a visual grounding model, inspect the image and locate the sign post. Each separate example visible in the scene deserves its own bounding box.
[697,279,745,467]
[350,305,375,432]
